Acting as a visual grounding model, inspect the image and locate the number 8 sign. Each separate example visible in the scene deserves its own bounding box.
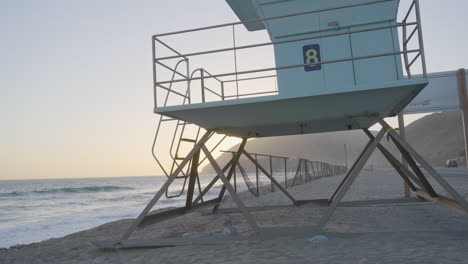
[302,44,322,72]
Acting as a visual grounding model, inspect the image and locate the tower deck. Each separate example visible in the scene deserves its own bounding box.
[156,78,427,137]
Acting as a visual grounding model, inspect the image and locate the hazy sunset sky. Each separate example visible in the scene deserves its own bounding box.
[2,0,468,180]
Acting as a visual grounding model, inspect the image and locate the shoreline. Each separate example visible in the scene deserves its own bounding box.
[2,169,468,263]
[0,171,328,250]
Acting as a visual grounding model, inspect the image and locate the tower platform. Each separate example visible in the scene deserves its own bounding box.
[156,78,427,137]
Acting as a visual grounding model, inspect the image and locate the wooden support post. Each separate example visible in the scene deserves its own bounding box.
[270,156,274,192]
[415,189,468,216]
[398,113,411,198]
[195,173,204,203]
[390,133,438,197]
[185,150,200,210]
[457,68,468,167]
[232,153,237,192]
[255,154,259,194]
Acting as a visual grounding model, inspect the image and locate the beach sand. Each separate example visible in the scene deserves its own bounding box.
[2,169,468,264]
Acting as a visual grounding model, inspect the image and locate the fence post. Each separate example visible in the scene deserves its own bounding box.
[269,156,274,192]
[232,153,237,192]
[284,158,288,188]
[255,154,259,195]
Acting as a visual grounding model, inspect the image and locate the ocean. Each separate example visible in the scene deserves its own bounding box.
[0,174,273,248]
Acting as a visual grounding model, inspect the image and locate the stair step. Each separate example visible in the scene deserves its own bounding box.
[180,138,197,143]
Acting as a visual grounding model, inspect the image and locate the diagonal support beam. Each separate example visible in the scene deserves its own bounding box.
[213,139,248,212]
[120,131,213,241]
[379,119,468,213]
[329,131,375,202]
[377,144,418,191]
[192,158,236,205]
[185,150,201,209]
[389,132,438,197]
[363,129,420,192]
[318,128,386,230]
[243,150,298,205]
[201,145,260,233]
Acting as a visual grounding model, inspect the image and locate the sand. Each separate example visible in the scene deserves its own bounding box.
[2,168,468,264]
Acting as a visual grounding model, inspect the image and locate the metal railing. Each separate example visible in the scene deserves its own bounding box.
[221,150,347,196]
[402,0,427,78]
[152,0,427,109]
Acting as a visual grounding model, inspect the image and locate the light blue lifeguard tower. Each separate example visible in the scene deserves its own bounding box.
[92,0,468,249]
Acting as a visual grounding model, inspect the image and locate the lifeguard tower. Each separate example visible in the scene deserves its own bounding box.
[92,0,468,249]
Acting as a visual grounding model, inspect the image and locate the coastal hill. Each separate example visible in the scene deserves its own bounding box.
[201,111,465,173]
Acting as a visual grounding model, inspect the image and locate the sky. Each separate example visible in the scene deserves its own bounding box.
[2,0,468,180]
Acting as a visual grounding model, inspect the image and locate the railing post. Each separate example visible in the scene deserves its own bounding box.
[152,36,158,108]
[402,21,412,79]
[232,24,239,99]
[201,69,206,103]
[414,0,427,77]
[186,58,191,104]
[221,82,225,101]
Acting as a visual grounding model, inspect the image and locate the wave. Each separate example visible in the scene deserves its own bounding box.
[0,186,134,197]
[34,186,134,194]
[0,191,22,197]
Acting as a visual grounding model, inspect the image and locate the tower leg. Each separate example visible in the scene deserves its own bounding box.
[329,131,376,203]
[390,134,438,197]
[120,131,213,241]
[363,129,420,191]
[185,150,201,210]
[192,158,235,205]
[379,119,468,212]
[212,138,248,212]
[202,145,260,233]
[318,128,386,230]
